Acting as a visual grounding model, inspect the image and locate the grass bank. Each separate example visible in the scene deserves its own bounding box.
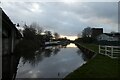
[79,43,99,53]
[65,43,119,79]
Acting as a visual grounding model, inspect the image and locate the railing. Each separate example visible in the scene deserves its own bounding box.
[99,45,120,58]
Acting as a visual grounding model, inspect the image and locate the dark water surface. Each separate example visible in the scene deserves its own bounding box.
[15,43,87,78]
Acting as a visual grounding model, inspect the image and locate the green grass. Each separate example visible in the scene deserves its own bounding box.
[65,43,119,79]
[79,43,99,53]
[65,54,119,78]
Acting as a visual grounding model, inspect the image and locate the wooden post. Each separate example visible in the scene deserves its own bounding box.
[105,46,107,55]
[99,45,101,54]
[111,46,113,58]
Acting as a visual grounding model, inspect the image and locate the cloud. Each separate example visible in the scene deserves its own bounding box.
[1,0,120,2]
[1,2,119,36]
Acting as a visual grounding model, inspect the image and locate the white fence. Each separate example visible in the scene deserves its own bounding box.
[99,45,120,58]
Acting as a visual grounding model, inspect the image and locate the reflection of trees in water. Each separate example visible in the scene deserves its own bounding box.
[52,44,69,55]
[44,48,53,57]
[53,46,61,55]
[61,43,70,48]
[76,49,82,55]
[19,45,62,66]
[14,39,43,67]
[61,45,67,48]
[81,53,88,61]
[21,50,43,67]
[21,47,52,66]
[76,49,88,61]
[15,42,68,66]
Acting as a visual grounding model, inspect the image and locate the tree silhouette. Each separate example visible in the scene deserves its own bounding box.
[30,22,43,35]
[82,27,92,38]
[44,30,53,42]
[23,26,36,40]
[54,32,60,39]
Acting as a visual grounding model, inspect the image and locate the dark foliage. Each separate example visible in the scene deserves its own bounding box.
[23,27,36,40]
[75,37,95,43]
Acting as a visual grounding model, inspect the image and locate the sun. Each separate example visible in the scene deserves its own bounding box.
[30,3,42,13]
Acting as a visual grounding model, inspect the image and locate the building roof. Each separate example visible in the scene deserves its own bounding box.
[104,33,120,38]
[92,28,103,30]
[2,8,22,38]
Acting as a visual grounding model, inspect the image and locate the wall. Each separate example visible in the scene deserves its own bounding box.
[91,28,103,38]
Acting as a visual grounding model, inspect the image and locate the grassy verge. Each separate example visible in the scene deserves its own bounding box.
[65,43,119,79]
[79,43,99,53]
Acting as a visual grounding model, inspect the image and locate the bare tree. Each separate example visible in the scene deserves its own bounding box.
[77,33,82,38]
[30,22,43,34]
[82,27,92,38]
[44,31,53,41]
[54,32,60,39]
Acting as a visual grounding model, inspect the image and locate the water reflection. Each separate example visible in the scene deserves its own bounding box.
[16,43,89,78]
[2,43,94,79]
[22,44,77,65]
[53,46,61,55]
[77,49,88,61]
[66,43,76,48]
[20,45,63,67]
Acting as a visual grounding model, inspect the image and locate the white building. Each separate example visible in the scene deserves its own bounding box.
[97,33,120,41]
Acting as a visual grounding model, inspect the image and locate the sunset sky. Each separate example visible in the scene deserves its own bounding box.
[1,0,119,40]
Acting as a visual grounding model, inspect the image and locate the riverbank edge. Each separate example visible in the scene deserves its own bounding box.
[64,43,119,79]
[75,43,98,59]
[64,43,98,79]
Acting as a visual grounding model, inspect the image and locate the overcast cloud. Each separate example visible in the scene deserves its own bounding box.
[1,1,119,36]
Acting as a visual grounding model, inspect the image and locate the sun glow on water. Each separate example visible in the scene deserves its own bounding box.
[66,43,76,48]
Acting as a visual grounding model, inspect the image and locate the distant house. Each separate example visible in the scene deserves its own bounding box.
[91,28,103,38]
[97,33,120,41]
[2,8,22,55]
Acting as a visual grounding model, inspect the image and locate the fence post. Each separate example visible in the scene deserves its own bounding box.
[99,45,100,54]
[111,46,113,58]
[105,46,107,55]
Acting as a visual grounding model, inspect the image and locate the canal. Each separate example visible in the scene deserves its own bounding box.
[16,43,88,78]
[2,43,94,79]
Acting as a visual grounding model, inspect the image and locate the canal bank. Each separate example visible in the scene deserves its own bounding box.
[75,43,97,60]
[65,43,119,79]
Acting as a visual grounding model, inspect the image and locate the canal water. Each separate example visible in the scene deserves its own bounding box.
[15,43,88,78]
